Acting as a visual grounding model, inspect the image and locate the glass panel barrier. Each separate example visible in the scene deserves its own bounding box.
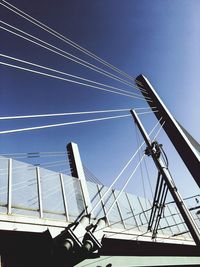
[63,175,85,222]
[87,181,105,219]
[0,157,8,213]
[12,159,39,216]
[40,168,66,220]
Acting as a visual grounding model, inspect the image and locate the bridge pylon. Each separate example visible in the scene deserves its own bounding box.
[135,74,200,188]
[67,142,92,215]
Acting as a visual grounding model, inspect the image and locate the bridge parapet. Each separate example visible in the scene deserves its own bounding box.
[0,156,199,244]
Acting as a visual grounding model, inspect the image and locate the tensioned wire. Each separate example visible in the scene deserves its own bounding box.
[0,53,146,99]
[0,116,163,212]
[0,22,147,94]
[0,151,66,156]
[69,204,182,248]
[4,177,184,240]
[0,154,67,159]
[89,117,163,214]
[0,61,150,100]
[0,159,68,169]
[141,147,154,199]
[0,0,165,228]
[1,175,78,207]
[0,1,138,83]
[0,160,70,174]
[0,7,155,232]
[6,172,190,242]
[83,165,103,185]
[0,115,163,203]
[76,199,191,245]
[18,178,76,206]
[103,207,192,241]
[0,151,67,159]
[0,114,131,134]
[0,22,132,89]
[76,203,187,242]
[135,79,153,94]
[135,120,170,220]
[137,110,158,115]
[0,168,71,194]
[106,154,145,216]
[0,110,159,135]
[0,107,156,120]
[29,180,84,209]
[153,120,165,140]
[90,119,161,218]
[135,123,149,212]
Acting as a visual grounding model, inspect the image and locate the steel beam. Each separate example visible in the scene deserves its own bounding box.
[135,74,200,188]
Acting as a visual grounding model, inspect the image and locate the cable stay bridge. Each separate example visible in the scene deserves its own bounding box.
[0,1,200,266]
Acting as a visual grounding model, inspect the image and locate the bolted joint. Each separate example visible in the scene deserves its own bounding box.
[83,239,94,252]
[63,238,74,251]
[54,215,91,253]
[82,217,106,253]
[144,146,151,157]
[82,231,102,254]
[145,141,162,158]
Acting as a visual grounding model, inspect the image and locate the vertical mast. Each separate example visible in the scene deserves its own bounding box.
[130,109,200,245]
[67,142,92,215]
[135,75,200,188]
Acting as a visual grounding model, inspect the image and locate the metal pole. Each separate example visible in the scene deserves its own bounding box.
[112,189,126,229]
[130,109,200,245]
[59,173,69,222]
[36,166,43,218]
[135,74,200,188]
[7,158,12,214]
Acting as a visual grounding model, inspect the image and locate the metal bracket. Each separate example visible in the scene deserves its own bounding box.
[130,108,200,245]
[145,141,162,159]
[54,215,90,253]
[82,217,106,253]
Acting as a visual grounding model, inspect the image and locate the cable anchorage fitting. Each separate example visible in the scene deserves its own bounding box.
[145,141,162,159]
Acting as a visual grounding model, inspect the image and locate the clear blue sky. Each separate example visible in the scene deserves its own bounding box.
[0,0,199,198]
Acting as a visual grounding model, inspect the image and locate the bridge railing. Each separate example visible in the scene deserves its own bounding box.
[0,156,199,241]
[0,156,85,222]
[86,180,199,240]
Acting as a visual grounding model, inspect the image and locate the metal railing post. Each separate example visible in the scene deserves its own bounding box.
[125,192,140,229]
[36,166,43,218]
[7,158,12,214]
[59,173,69,221]
[112,190,126,229]
[97,184,110,225]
